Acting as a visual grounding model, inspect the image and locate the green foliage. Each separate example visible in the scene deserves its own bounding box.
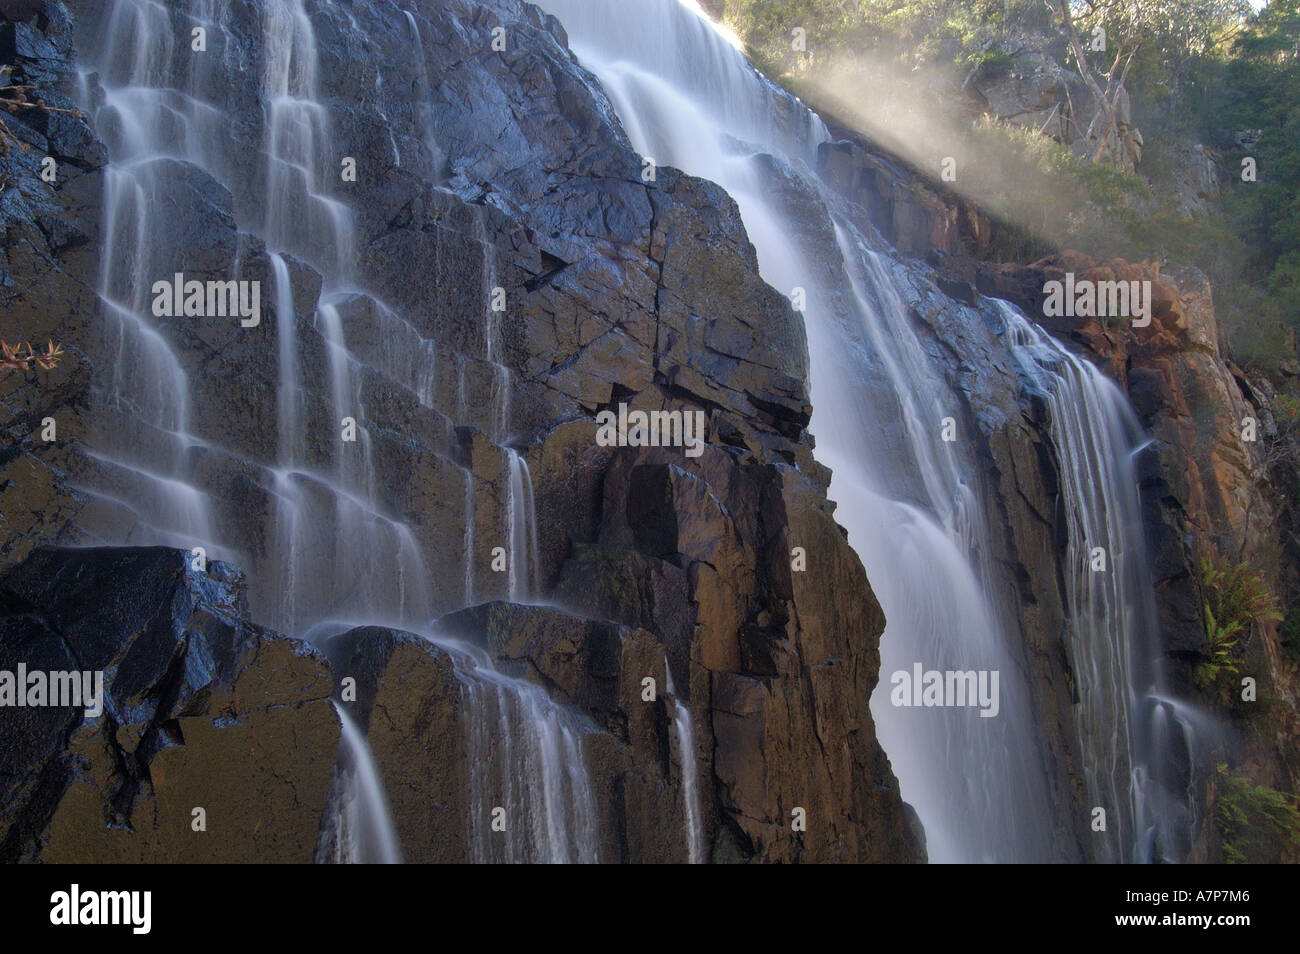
[1215,764,1300,863]
[722,0,1046,76]
[1277,393,1300,428]
[719,0,1300,377]
[1182,0,1300,361]
[1193,556,1282,697]
[956,119,1189,262]
[1197,601,1245,691]
[964,46,1015,81]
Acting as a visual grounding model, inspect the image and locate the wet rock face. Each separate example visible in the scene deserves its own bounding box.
[0,0,923,862]
[816,136,996,261]
[969,250,1300,849]
[436,604,688,864]
[437,578,916,863]
[972,252,1269,674]
[0,0,103,570]
[562,441,902,862]
[0,547,338,862]
[0,2,46,24]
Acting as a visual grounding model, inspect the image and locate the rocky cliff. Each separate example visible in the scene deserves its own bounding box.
[972,252,1300,856]
[5,0,1292,866]
[1,0,921,862]
[802,110,1299,857]
[0,547,338,862]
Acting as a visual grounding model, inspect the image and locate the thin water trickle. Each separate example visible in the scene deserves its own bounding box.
[506,450,540,603]
[665,657,704,864]
[324,701,403,865]
[401,9,444,183]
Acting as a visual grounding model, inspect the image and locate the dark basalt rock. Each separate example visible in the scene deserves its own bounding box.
[0,0,103,572]
[0,1,48,25]
[0,546,338,862]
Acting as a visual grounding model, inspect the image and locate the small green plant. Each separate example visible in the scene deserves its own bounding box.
[1196,602,1243,691]
[1193,557,1282,698]
[1215,764,1300,863]
[963,48,1014,82]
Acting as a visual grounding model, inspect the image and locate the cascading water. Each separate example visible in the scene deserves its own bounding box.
[506,450,540,602]
[539,0,1049,863]
[454,639,600,863]
[77,0,599,864]
[1003,304,1204,863]
[68,0,1204,864]
[401,8,444,177]
[664,657,704,864]
[538,0,1199,861]
[79,0,431,634]
[319,701,403,865]
[817,227,1055,862]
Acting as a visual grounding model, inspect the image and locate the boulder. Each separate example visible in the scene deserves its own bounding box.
[0,546,338,862]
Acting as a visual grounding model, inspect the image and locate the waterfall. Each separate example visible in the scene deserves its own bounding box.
[71,0,220,557]
[451,639,600,864]
[538,0,1194,861]
[316,629,601,865]
[79,0,431,634]
[506,450,540,602]
[69,0,1199,864]
[664,657,704,864]
[262,0,354,276]
[401,8,444,181]
[1003,305,1203,863]
[76,0,598,864]
[538,0,1051,863]
[319,701,403,865]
